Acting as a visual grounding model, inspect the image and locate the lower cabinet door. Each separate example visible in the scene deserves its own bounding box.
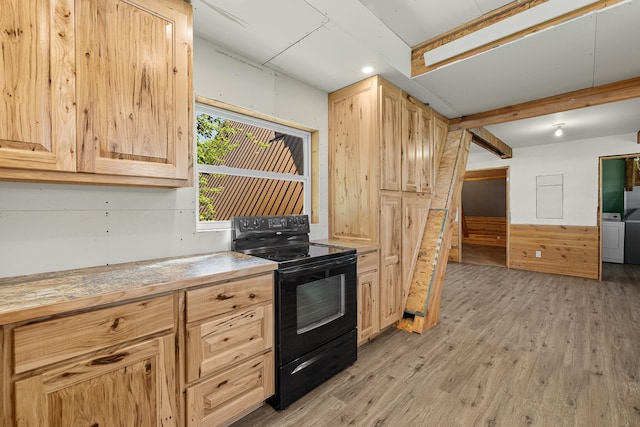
[14,334,177,427]
[186,352,274,427]
[186,304,273,383]
[357,269,379,345]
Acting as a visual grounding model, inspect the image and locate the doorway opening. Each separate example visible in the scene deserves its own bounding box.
[455,167,510,267]
[599,154,640,280]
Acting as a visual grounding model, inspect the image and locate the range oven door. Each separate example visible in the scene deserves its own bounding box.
[276,254,357,365]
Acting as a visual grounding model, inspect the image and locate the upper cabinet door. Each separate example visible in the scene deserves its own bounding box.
[0,0,76,172]
[401,100,421,192]
[379,83,402,191]
[419,104,433,193]
[76,0,191,179]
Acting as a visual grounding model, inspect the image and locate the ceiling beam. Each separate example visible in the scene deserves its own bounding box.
[411,0,625,77]
[469,127,513,159]
[449,76,640,131]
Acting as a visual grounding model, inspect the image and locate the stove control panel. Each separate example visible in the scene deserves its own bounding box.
[231,214,310,240]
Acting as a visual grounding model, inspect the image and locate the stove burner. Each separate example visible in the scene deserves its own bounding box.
[265,252,310,262]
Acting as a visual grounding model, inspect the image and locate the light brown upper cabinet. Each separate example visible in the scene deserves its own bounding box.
[0,0,192,186]
[328,77,380,243]
[379,83,403,191]
[0,0,76,172]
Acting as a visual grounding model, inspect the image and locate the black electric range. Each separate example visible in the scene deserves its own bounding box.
[231,214,358,410]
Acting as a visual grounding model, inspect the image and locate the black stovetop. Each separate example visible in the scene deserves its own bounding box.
[231,215,355,268]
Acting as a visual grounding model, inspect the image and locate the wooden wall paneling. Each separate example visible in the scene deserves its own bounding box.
[509,224,599,279]
[462,216,507,247]
[328,77,379,242]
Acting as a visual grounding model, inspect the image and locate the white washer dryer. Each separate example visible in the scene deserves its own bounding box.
[602,213,625,263]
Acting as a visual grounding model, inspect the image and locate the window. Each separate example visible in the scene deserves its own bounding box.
[196,103,311,230]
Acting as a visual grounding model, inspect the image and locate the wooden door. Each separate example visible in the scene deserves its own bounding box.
[402,100,421,192]
[379,83,403,191]
[0,0,76,172]
[418,104,433,193]
[14,335,177,427]
[357,269,379,345]
[76,0,191,179]
[328,78,378,242]
[379,193,402,329]
[401,194,432,306]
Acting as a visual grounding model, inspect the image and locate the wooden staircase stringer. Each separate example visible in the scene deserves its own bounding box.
[397,129,471,334]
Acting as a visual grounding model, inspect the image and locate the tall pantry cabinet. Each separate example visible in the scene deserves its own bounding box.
[329,75,444,337]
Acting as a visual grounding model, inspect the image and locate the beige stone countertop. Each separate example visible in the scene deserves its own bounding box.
[313,239,380,253]
[0,252,276,325]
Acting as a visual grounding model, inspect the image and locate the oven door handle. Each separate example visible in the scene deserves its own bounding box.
[278,255,357,278]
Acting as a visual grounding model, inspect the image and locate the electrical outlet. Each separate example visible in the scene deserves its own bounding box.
[535,251,541,258]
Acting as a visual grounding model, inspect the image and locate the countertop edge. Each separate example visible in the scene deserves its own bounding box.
[0,253,277,325]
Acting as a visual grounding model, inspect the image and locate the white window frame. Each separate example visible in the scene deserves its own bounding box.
[195,103,311,231]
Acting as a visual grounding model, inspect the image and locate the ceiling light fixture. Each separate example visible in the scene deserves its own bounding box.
[361,65,374,74]
[554,123,565,137]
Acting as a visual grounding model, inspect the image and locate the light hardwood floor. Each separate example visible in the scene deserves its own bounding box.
[462,243,507,267]
[232,262,640,427]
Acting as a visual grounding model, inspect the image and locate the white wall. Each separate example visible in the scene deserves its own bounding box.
[467,132,640,226]
[0,37,329,279]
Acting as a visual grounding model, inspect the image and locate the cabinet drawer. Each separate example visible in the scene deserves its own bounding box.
[13,296,174,374]
[186,352,274,427]
[358,251,378,274]
[186,273,273,323]
[186,304,273,382]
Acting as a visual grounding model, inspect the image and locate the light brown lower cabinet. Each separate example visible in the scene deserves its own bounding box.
[379,193,403,329]
[14,334,176,426]
[3,270,276,427]
[186,353,274,426]
[357,250,380,345]
[11,295,177,426]
[184,272,275,427]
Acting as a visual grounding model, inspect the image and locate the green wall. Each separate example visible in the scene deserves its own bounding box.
[602,159,625,215]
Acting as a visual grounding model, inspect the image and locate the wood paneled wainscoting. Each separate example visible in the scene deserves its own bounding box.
[462,216,507,247]
[509,224,599,280]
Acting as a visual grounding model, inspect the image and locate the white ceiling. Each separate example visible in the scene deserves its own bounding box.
[190,0,640,153]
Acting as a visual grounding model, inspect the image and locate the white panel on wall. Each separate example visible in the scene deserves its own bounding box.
[194,38,276,116]
[536,174,563,219]
[105,210,195,265]
[0,211,108,277]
